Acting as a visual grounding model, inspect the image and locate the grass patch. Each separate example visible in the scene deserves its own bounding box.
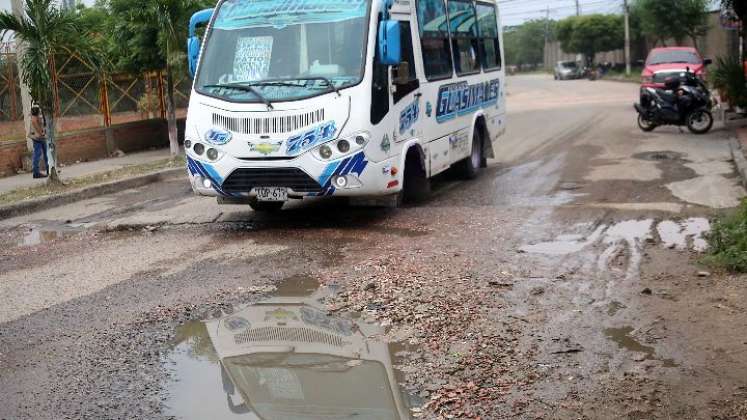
[0,156,185,206]
[703,200,747,273]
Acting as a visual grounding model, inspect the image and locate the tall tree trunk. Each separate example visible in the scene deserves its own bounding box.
[46,56,61,185]
[45,112,61,184]
[165,63,179,157]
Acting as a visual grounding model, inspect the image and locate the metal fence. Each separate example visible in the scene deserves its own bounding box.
[0,49,191,140]
[0,46,25,140]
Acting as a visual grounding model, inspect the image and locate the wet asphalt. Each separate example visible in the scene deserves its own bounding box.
[1,75,747,419]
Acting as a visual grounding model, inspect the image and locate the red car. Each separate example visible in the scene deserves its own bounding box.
[641,47,712,88]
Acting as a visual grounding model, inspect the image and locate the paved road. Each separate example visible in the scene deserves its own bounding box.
[1,75,746,419]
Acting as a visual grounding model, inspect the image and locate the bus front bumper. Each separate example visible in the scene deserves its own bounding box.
[187,153,403,199]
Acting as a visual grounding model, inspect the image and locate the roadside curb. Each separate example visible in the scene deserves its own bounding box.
[0,168,186,221]
[729,133,747,190]
[604,77,639,84]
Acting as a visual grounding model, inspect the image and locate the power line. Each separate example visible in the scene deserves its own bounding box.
[499,0,624,25]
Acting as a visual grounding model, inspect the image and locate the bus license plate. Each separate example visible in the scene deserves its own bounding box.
[256,187,288,202]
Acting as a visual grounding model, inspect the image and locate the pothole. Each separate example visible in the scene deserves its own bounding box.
[604,326,678,367]
[163,278,416,419]
[633,151,685,162]
[14,223,92,247]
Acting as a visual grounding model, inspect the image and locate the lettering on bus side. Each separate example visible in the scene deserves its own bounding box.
[399,97,420,134]
[435,79,500,123]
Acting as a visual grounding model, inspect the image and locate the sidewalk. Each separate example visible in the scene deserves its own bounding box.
[0,148,174,195]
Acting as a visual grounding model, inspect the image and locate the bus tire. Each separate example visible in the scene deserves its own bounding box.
[456,128,482,179]
[248,198,284,212]
[403,149,430,203]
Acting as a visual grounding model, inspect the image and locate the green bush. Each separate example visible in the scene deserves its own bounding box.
[704,199,747,272]
[710,56,747,108]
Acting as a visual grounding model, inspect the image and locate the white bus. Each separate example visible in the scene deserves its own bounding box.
[185,0,506,211]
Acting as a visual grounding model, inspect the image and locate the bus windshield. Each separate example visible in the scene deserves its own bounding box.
[195,0,371,103]
[224,353,401,419]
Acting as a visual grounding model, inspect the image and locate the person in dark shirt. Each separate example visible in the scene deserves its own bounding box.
[29,105,48,179]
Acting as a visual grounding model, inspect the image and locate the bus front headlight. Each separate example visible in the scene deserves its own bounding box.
[312,131,369,161]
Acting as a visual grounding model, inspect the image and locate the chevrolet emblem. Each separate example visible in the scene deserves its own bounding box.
[250,142,282,155]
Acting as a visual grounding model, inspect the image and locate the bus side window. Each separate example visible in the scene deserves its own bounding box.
[371,17,390,125]
[416,0,453,80]
[448,0,480,76]
[476,2,502,71]
[393,22,419,104]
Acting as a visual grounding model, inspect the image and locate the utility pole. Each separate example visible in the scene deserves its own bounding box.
[624,0,631,76]
[575,0,580,16]
[544,6,550,70]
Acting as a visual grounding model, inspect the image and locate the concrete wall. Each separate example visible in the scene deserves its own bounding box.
[0,118,184,177]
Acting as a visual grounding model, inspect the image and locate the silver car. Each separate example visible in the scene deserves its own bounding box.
[554,61,580,80]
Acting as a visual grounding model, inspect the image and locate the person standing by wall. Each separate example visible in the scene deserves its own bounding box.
[29,104,48,179]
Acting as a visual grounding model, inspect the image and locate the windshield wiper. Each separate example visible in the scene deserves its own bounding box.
[235,78,341,96]
[202,83,274,110]
[277,77,341,96]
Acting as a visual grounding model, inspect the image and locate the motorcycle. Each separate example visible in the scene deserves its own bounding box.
[634,68,714,134]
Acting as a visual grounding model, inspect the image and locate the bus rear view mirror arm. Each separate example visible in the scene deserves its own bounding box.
[378,20,402,66]
[394,61,411,86]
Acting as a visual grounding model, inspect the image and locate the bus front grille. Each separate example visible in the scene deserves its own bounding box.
[222,168,322,193]
[234,327,345,347]
[212,108,325,135]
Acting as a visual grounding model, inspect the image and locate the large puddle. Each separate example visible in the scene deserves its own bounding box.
[163,276,414,419]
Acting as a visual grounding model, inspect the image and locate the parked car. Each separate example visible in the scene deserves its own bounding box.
[641,47,712,89]
[554,61,581,80]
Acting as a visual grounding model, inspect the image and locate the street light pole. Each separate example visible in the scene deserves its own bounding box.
[624,0,631,76]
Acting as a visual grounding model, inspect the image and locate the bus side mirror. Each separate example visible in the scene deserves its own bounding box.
[187,8,214,78]
[187,37,200,78]
[378,20,401,66]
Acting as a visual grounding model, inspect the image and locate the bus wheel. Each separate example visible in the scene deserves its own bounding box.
[456,128,482,179]
[403,150,431,203]
[248,198,284,212]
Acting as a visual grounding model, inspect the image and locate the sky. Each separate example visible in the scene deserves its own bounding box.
[0,0,95,12]
[499,0,625,27]
[498,0,723,28]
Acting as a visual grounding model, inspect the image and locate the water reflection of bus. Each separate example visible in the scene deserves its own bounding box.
[204,298,410,419]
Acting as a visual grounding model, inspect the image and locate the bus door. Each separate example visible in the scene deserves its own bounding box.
[390,20,422,145]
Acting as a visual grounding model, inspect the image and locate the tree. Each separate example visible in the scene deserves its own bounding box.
[0,0,93,183]
[505,20,555,68]
[557,14,624,65]
[106,0,209,157]
[633,0,709,48]
[722,0,747,60]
